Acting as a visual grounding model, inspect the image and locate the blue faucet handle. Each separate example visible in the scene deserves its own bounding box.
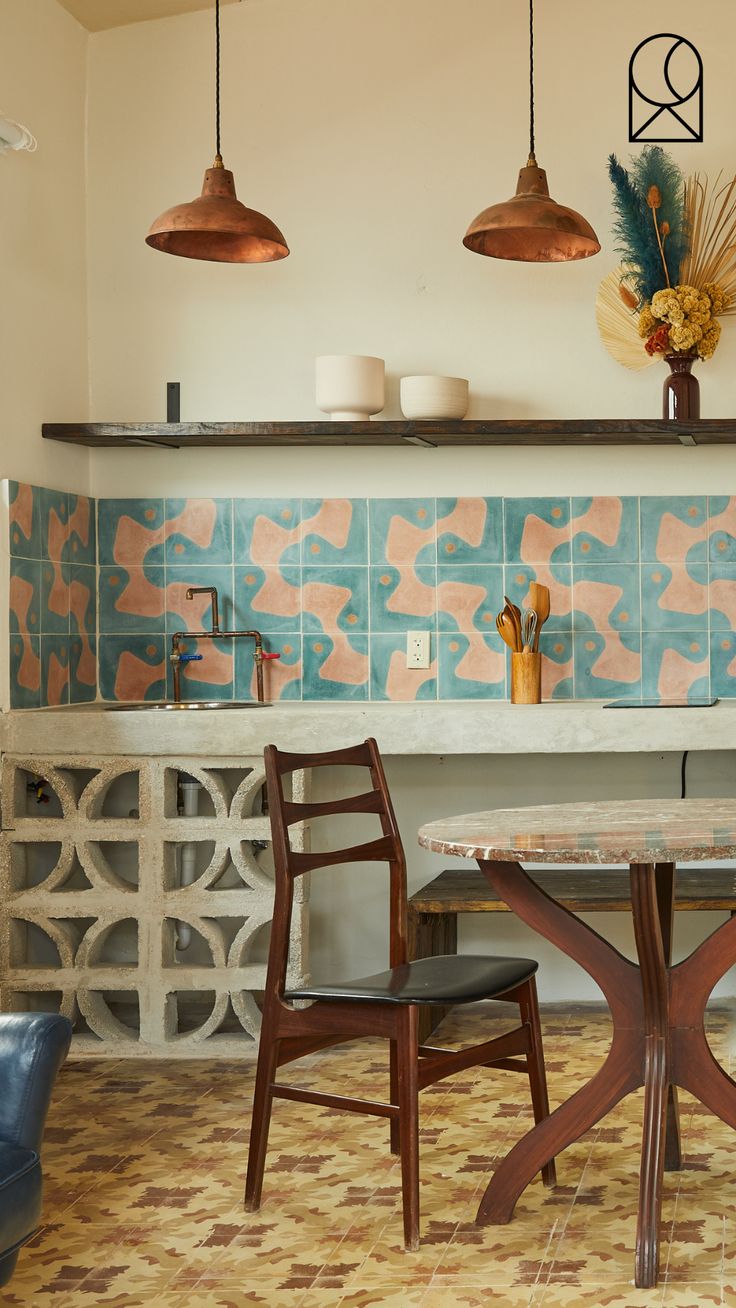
[179,653,204,664]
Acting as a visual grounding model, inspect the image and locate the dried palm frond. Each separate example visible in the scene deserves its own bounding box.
[595,268,655,371]
[681,172,736,313]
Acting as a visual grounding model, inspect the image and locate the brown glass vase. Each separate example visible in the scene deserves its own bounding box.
[662,354,700,421]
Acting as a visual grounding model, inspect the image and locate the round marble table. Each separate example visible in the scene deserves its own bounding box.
[418,799,736,1290]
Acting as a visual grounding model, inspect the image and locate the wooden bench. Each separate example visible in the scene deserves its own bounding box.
[408,865,736,1042]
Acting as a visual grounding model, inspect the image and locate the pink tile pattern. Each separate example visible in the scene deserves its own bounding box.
[13,490,736,705]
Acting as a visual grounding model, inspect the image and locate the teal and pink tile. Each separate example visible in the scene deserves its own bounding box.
[235,634,302,701]
[69,565,97,639]
[70,635,97,703]
[40,488,69,561]
[437,565,503,632]
[163,498,233,564]
[99,565,164,633]
[641,563,708,631]
[302,566,368,632]
[708,496,736,562]
[303,634,369,700]
[9,482,41,558]
[97,499,165,567]
[436,498,503,564]
[711,632,736,697]
[539,633,574,700]
[234,499,301,566]
[370,634,437,701]
[571,497,638,563]
[9,633,41,709]
[504,563,572,631]
[66,495,96,565]
[41,636,70,707]
[640,497,707,562]
[369,499,436,564]
[166,637,234,702]
[41,560,69,634]
[438,633,505,699]
[503,498,571,564]
[300,499,367,565]
[9,559,41,633]
[709,565,736,631]
[370,565,436,631]
[236,565,301,631]
[571,564,640,633]
[99,636,166,702]
[573,631,641,699]
[642,632,710,702]
[165,565,235,632]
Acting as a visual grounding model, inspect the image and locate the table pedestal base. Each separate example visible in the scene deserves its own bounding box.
[475,859,736,1289]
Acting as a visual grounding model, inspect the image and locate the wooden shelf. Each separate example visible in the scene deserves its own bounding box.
[41,419,736,449]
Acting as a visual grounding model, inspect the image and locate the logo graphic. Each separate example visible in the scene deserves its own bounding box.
[629,34,703,142]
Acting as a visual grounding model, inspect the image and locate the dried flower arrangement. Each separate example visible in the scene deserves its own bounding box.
[596,146,736,370]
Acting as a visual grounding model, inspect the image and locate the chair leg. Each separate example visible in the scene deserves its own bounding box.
[244,1024,280,1212]
[389,1041,401,1155]
[518,977,557,1188]
[396,1005,420,1250]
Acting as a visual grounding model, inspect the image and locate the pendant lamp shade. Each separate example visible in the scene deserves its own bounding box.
[463,161,600,263]
[146,162,289,264]
[146,0,288,265]
[463,0,599,264]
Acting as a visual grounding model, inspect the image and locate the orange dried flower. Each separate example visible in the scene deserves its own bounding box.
[619,281,639,311]
[647,184,662,209]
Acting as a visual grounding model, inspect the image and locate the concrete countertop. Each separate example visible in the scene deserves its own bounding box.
[1,699,734,757]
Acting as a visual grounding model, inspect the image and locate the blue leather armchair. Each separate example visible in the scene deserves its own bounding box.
[0,1014,72,1287]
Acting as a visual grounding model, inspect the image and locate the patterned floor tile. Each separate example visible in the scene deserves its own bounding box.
[4,1004,736,1306]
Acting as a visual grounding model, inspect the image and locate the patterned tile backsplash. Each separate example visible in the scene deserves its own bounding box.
[8,486,736,705]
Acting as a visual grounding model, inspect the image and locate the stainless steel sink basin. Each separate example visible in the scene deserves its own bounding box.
[104,700,270,711]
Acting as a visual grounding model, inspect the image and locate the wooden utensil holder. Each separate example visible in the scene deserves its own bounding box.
[511,651,541,704]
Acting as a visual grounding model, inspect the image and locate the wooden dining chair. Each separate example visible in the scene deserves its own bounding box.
[245,738,556,1248]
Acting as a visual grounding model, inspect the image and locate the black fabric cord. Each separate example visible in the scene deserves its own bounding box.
[681,750,689,799]
[215,0,221,158]
[529,0,535,159]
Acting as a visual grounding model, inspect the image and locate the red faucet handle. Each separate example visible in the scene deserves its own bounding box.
[262,651,281,661]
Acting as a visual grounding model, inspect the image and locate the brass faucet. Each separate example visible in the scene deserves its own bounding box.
[170,586,280,703]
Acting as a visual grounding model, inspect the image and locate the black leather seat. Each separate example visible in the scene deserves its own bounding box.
[286,954,538,1005]
[0,1014,72,1288]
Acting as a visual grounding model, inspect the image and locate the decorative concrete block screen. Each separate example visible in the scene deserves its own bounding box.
[0,755,308,1058]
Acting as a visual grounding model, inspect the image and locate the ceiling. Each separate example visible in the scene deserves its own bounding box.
[57,0,240,32]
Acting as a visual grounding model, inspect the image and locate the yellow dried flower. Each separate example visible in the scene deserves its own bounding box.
[669,322,702,351]
[698,320,722,359]
[638,304,657,338]
[703,282,731,315]
[651,289,684,325]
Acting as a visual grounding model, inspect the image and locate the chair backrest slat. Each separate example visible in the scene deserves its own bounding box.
[289,834,398,877]
[283,790,385,824]
[262,737,410,998]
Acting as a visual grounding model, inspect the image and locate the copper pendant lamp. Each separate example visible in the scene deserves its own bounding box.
[146,0,288,264]
[463,0,600,263]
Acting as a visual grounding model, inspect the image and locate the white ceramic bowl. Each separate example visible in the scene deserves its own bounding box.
[315,355,385,421]
[400,375,469,420]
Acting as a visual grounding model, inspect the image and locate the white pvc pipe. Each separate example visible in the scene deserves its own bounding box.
[176,779,201,951]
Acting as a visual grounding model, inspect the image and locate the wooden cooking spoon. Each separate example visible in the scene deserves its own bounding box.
[529,581,550,652]
[502,596,523,649]
[496,610,520,652]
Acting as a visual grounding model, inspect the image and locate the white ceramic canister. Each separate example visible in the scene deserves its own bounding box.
[400,375,469,420]
[315,355,385,421]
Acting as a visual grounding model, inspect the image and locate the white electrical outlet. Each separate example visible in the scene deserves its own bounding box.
[406,631,430,669]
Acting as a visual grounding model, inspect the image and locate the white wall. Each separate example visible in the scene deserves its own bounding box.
[0,0,90,493]
[84,0,736,498]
